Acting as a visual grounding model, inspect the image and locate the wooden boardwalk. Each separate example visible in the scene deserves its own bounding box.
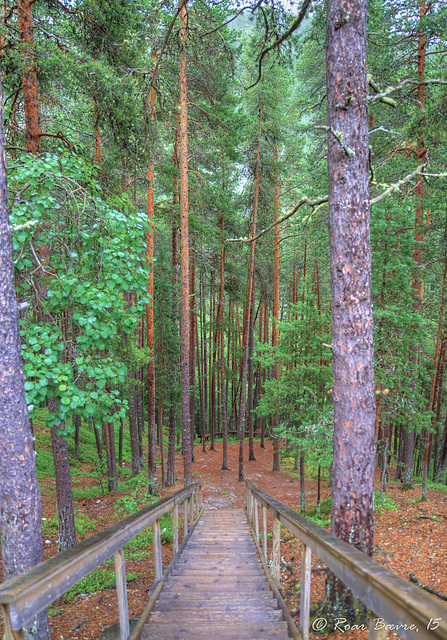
[142,508,290,640]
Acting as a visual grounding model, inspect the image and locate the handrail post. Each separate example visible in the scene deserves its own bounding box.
[272,517,280,582]
[190,488,194,523]
[246,485,252,521]
[2,604,24,640]
[253,496,259,540]
[114,547,130,640]
[184,497,189,536]
[261,504,267,559]
[173,503,179,555]
[199,483,202,511]
[152,519,163,581]
[368,613,387,640]
[300,543,311,640]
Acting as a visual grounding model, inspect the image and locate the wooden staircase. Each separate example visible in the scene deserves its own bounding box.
[142,509,291,640]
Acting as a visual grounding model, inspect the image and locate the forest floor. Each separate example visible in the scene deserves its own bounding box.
[1,439,446,640]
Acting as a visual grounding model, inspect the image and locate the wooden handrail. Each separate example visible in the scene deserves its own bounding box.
[245,480,447,640]
[0,481,202,640]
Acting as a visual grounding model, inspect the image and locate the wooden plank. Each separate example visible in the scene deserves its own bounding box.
[368,612,388,640]
[300,543,311,640]
[173,504,179,555]
[272,517,280,582]
[189,490,194,524]
[142,621,290,639]
[2,604,25,640]
[152,519,163,581]
[262,504,267,560]
[114,547,130,640]
[183,498,188,536]
[253,497,259,540]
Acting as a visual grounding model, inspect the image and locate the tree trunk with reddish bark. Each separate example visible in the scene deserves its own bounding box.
[179,0,193,485]
[320,0,376,625]
[18,0,41,154]
[146,48,157,494]
[166,129,180,487]
[272,146,280,471]
[189,232,197,460]
[238,101,262,482]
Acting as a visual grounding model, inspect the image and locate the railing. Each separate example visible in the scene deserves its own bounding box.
[245,480,447,640]
[0,481,202,640]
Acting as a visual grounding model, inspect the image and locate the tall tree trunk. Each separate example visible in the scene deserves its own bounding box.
[272,145,280,471]
[103,421,118,492]
[128,368,141,474]
[404,0,427,490]
[220,219,229,469]
[321,0,376,625]
[49,406,77,552]
[179,0,192,485]
[166,130,180,487]
[94,95,101,163]
[238,100,262,481]
[146,48,157,494]
[18,0,40,154]
[202,273,209,446]
[73,414,81,459]
[423,226,447,495]
[158,335,166,491]
[189,232,197,460]
[0,79,49,637]
[248,285,256,461]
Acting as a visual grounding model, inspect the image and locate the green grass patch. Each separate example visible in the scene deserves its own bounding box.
[64,569,137,602]
[374,491,399,512]
[75,512,98,538]
[72,485,106,501]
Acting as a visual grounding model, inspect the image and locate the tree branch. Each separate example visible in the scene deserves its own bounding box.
[369,78,447,104]
[246,0,312,90]
[226,195,328,243]
[201,0,263,37]
[370,166,426,204]
[315,125,355,157]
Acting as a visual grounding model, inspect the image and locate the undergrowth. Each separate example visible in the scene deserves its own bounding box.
[64,569,137,602]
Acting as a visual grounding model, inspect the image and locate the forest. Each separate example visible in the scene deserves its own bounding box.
[0,0,447,636]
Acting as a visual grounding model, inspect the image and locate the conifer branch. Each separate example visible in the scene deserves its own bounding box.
[370,166,426,204]
[369,78,447,104]
[226,196,328,243]
[227,166,447,243]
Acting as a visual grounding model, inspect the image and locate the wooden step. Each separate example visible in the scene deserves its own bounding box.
[142,621,290,640]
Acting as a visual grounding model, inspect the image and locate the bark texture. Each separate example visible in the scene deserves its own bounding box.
[0,70,49,639]
[322,0,376,624]
[49,415,77,552]
[18,0,41,154]
[238,101,262,482]
[147,49,157,494]
[179,0,193,485]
